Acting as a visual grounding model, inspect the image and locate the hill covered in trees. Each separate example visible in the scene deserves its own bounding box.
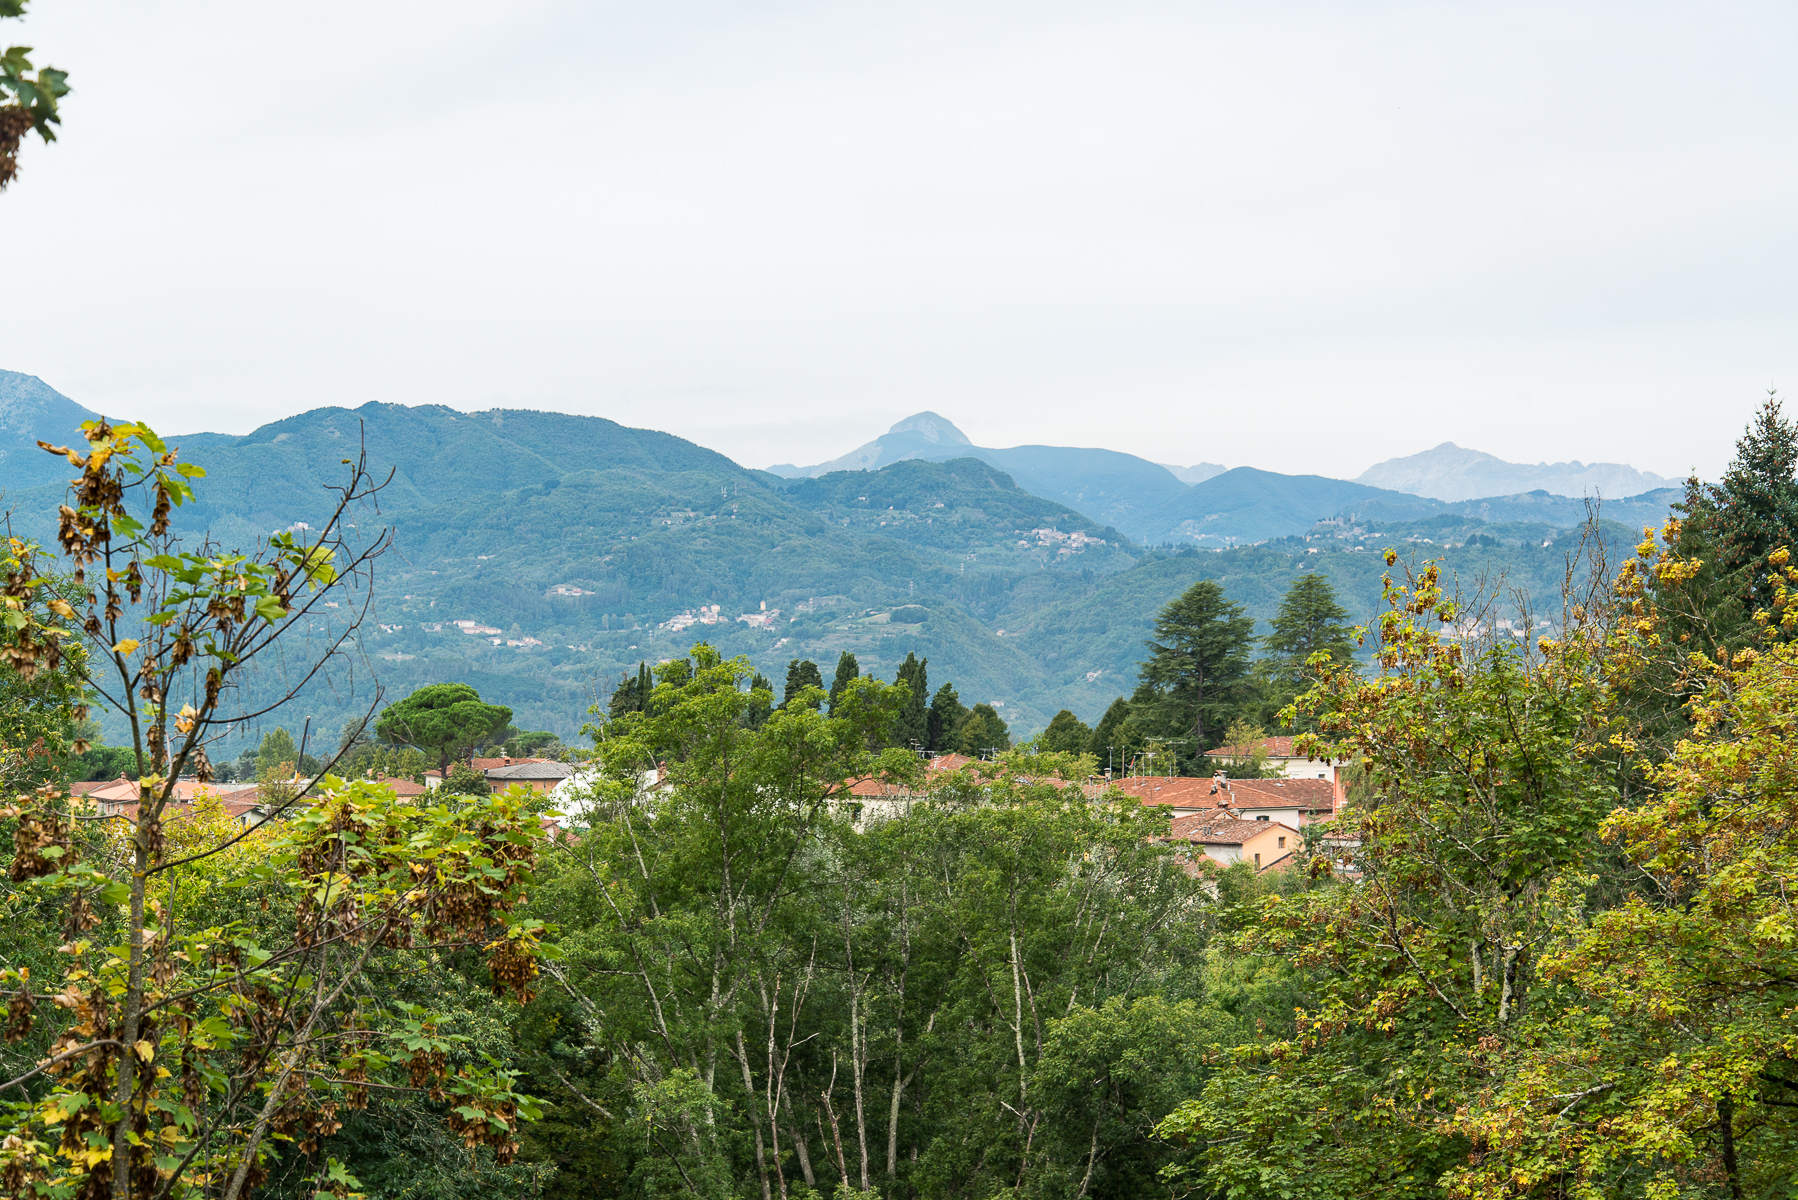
[3,380,1672,746]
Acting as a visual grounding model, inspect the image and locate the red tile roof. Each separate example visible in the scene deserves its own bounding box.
[1115,774,1336,814]
[1165,812,1298,846]
[1222,776,1336,810]
[78,777,263,805]
[1111,776,1225,809]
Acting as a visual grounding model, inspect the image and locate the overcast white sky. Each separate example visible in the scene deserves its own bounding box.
[2,1,1793,479]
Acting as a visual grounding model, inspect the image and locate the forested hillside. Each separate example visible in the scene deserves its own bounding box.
[1,382,1677,747]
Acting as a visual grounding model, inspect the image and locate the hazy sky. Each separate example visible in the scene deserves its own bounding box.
[3,1,1793,480]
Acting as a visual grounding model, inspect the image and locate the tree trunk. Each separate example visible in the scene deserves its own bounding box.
[823,1051,849,1187]
[1720,1093,1743,1200]
[112,825,149,1200]
[1010,929,1029,1133]
[736,1030,772,1200]
[783,1089,816,1188]
[850,983,870,1191]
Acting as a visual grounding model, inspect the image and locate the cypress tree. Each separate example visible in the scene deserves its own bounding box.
[827,651,860,715]
[893,652,929,749]
[783,658,824,709]
[608,662,651,719]
[927,682,969,752]
[1087,697,1134,769]
[746,672,774,729]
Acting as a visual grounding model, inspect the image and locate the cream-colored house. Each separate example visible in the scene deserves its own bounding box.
[1165,811,1300,872]
[1205,735,1342,787]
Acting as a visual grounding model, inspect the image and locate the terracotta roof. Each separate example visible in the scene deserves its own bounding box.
[1115,774,1336,814]
[471,757,548,771]
[370,775,428,796]
[1166,812,1297,846]
[1112,776,1225,809]
[88,795,271,825]
[927,753,976,772]
[1220,777,1336,810]
[1256,850,1298,873]
[79,777,261,805]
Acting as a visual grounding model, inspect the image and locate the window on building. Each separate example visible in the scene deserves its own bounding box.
[1256,815,1269,821]
[1254,853,1261,866]
[1278,837,1286,849]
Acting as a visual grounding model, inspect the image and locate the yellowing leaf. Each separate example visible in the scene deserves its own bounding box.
[134,1039,155,1063]
[113,638,140,656]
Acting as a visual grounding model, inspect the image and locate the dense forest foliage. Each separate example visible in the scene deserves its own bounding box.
[3,399,1796,1199]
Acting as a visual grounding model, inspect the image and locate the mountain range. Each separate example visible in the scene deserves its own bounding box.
[770,413,1679,545]
[1356,442,1679,502]
[1,370,1680,746]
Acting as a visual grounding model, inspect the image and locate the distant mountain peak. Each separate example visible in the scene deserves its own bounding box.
[1357,442,1674,503]
[887,411,971,446]
[1158,461,1228,485]
[1,370,102,491]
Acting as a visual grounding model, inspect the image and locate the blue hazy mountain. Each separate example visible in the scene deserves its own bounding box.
[1128,466,1681,546]
[1357,441,1678,502]
[768,411,975,475]
[774,412,1194,532]
[1159,462,1228,484]
[1130,468,1428,546]
[1,371,102,492]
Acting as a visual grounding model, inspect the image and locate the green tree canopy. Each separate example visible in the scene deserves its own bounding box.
[928,681,969,752]
[440,761,491,796]
[783,657,824,709]
[1696,390,1798,611]
[892,651,929,749]
[375,683,513,778]
[608,662,652,719]
[827,650,860,714]
[254,726,299,780]
[1260,571,1357,689]
[745,670,775,729]
[1135,578,1255,766]
[1087,696,1135,770]
[959,702,1011,755]
[1040,708,1092,755]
